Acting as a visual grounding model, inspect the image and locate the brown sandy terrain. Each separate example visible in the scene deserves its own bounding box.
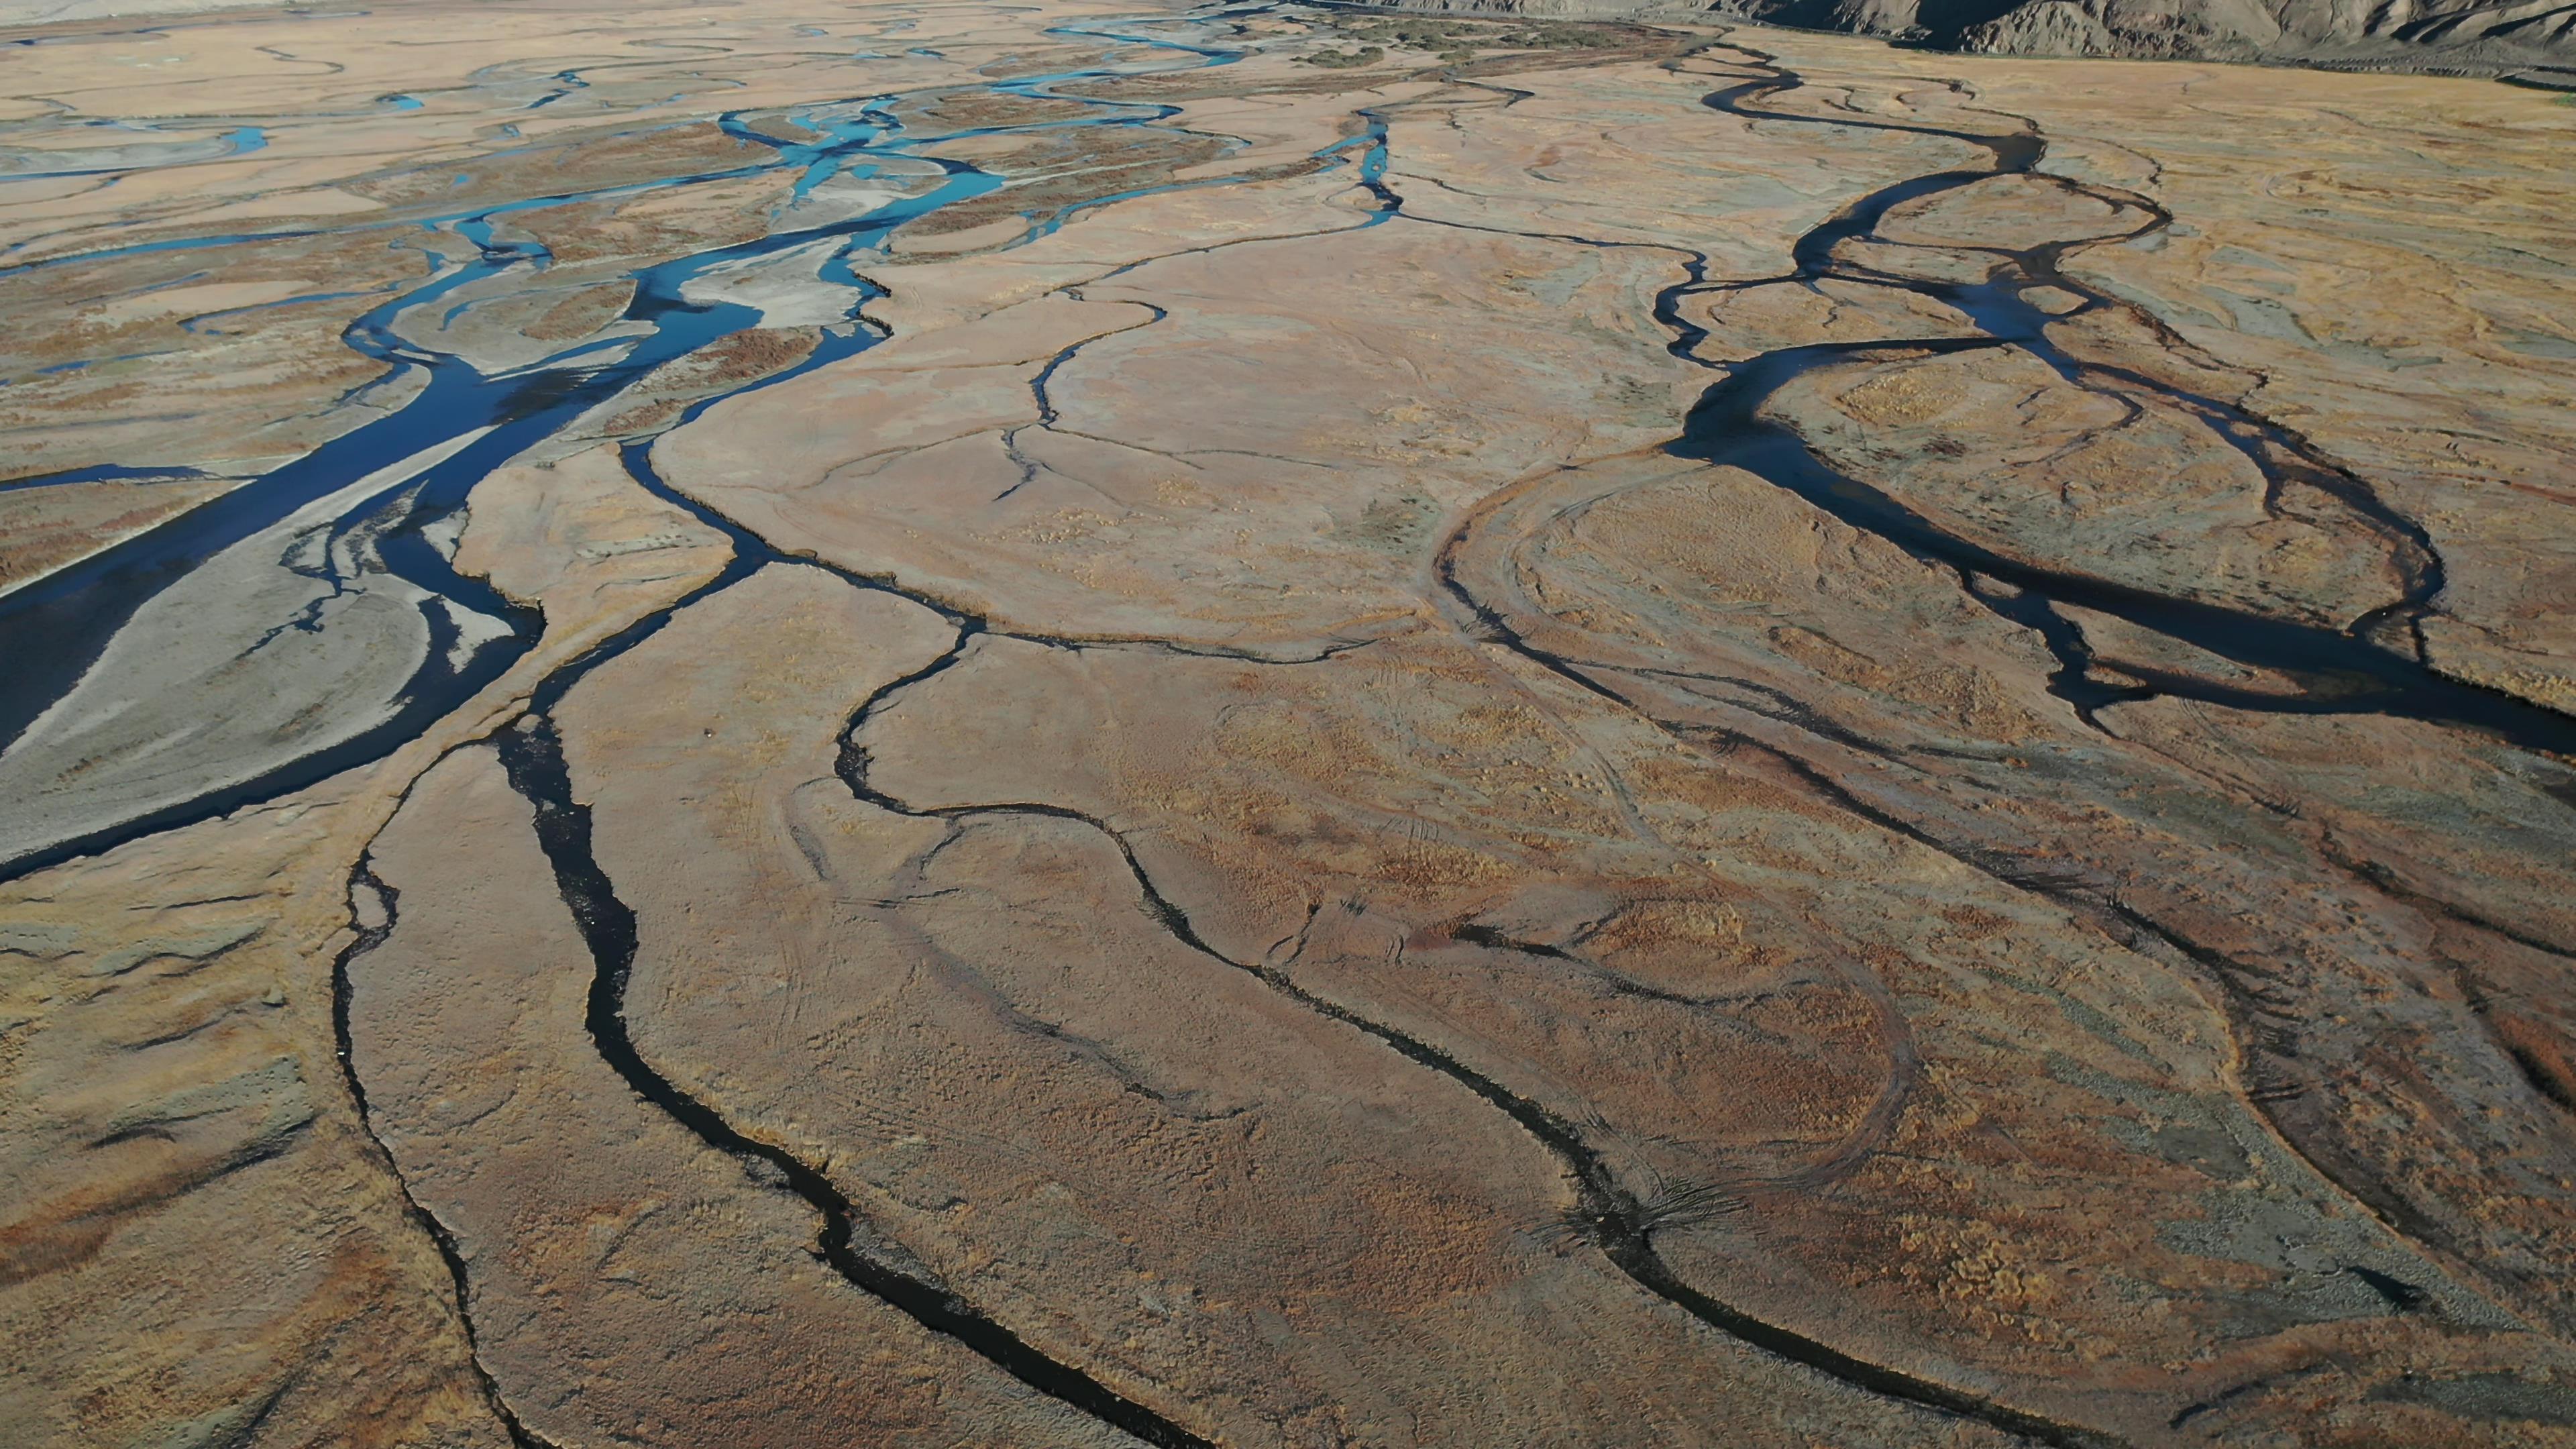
[0,471,237,589]
[2,3,2572,1447]
[1341,0,2576,74]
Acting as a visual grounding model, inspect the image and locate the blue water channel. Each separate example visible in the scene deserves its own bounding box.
[0,119,265,179]
[0,6,1387,871]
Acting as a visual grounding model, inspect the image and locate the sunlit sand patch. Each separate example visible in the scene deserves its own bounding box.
[1,4,2571,1446]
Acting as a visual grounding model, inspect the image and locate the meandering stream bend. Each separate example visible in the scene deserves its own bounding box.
[7,7,2567,1446]
[0,6,1299,877]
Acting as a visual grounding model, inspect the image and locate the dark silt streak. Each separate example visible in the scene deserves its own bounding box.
[0,142,959,770]
[0,6,1303,885]
[488,714,1205,1449]
[775,27,2101,1440]
[1410,22,2570,1362]
[1666,337,2576,751]
[0,462,215,494]
[1646,48,2575,758]
[323,15,1371,1442]
[31,10,2494,1441]
[328,850,567,1449]
[1701,714,2548,1301]
[0,488,549,886]
[833,639,2112,1449]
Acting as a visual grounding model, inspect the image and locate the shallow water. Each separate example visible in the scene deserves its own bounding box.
[0,8,1370,875]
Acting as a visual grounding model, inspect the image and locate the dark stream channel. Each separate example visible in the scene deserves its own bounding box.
[1662,60,2576,758]
[0,7,1303,877]
[19,9,2566,1448]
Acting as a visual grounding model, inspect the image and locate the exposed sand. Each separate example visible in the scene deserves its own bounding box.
[3,3,2572,1446]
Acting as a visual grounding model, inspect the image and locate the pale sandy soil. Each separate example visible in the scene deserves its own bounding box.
[2,4,2572,1447]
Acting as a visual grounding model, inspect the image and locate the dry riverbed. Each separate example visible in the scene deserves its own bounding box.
[1,2,2572,1446]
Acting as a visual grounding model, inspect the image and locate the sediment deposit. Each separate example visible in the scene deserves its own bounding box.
[3,2,2571,1445]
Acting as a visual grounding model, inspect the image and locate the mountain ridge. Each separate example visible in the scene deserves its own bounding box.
[1350,0,2576,76]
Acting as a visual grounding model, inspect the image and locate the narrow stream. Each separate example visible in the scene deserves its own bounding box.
[1662,58,2576,758]
[0,7,1335,877]
[21,10,2563,1445]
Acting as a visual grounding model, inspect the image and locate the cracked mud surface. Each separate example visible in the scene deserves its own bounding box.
[2,2,2573,1445]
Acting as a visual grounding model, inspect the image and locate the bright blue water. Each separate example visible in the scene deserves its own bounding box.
[525,68,589,110]
[0,121,266,180]
[0,8,1354,810]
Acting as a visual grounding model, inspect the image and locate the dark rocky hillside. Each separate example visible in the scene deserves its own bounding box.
[1360,0,2576,74]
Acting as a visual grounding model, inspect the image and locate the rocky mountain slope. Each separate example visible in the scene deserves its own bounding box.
[1363,0,2576,73]
[6,4,2575,1446]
